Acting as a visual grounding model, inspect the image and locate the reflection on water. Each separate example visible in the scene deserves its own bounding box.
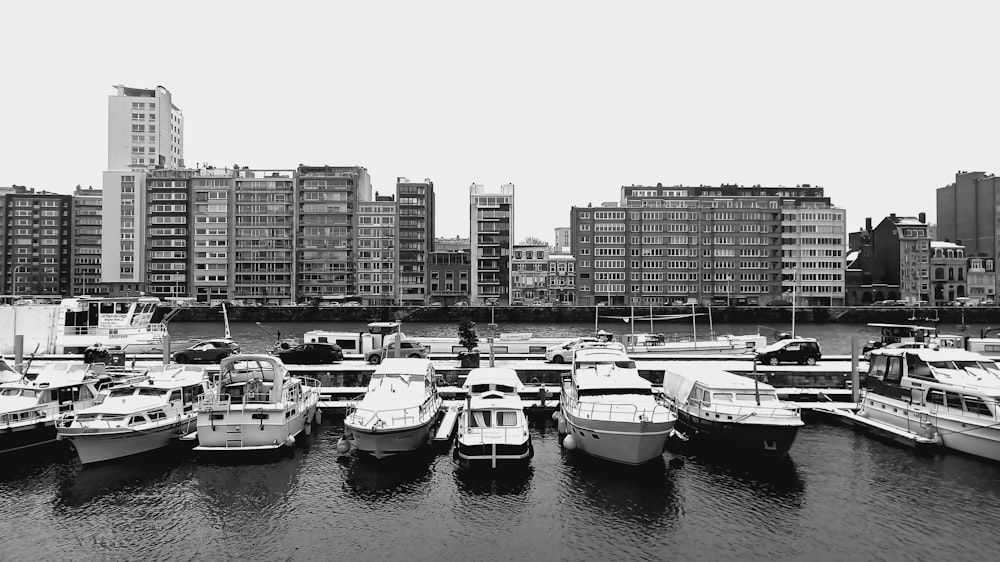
[56,447,188,508]
[340,448,437,498]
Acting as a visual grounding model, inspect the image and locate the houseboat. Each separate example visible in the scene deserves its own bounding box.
[455,367,533,468]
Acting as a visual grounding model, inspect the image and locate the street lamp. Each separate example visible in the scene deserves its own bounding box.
[11,265,28,298]
[486,298,499,367]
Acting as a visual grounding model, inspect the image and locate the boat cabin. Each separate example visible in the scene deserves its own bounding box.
[304,321,402,355]
[865,348,1000,404]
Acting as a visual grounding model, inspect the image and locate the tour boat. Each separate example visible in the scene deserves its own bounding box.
[455,366,532,468]
[57,364,208,464]
[0,363,105,454]
[557,342,676,465]
[344,358,442,459]
[661,363,803,457]
[861,347,1000,462]
[0,296,176,356]
[194,355,320,452]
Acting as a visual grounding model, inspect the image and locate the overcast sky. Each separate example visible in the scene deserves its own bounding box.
[2,1,998,242]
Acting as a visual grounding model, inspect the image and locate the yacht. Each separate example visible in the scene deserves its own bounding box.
[344,358,442,458]
[0,363,105,454]
[56,364,208,464]
[661,364,803,457]
[455,367,532,468]
[557,342,676,465]
[194,355,320,452]
[861,347,1000,462]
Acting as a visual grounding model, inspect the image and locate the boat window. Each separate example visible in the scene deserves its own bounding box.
[128,415,147,425]
[76,413,100,422]
[78,386,94,401]
[963,396,993,417]
[735,392,778,403]
[116,303,129,314]
[183,385,200,404]
[885,357,903,383]
[102,415,126,423]
[496,410,518,427]
[108,388,135,398]
[147,410,166,420]
[471,411,493,427]
[100,302,114,314]
[702,390,711,405]
[169,390,182,402]
[911,358,933,378]
[712,393,734,403]
[470,384,492,394]
[955,360,997,371]
[927,390,945,405]
[945,392,963,410]
[138,388,168,397]
[869,355,888,379]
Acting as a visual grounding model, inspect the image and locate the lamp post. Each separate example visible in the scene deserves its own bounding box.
[11,265,28,298]
[486,298,498,367]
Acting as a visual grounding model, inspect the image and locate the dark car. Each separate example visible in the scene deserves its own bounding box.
[755,337,822,366]
[275,342,344,364]
[173,339,241,364]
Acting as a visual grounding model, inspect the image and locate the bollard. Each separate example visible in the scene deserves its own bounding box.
[162,333,171,364]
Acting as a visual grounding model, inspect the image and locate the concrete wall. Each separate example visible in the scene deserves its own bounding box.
[0,305,61,354]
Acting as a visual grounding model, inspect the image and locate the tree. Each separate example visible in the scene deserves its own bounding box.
[520,236,548,246]
[458,319,479,352]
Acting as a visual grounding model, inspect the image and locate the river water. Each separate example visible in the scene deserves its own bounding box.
[1,417,998,561]
[3,320,999,561]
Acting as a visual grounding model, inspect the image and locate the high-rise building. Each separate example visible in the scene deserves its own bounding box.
[145,169,194,298]
[936,171,1000,258]
[71,186,107,297]
[397,177,434,306]
[233,169,295,305]
[470,183,514,305]
[295,166,371,301]
[781,205,847,306]
[101,170,146,295]
[107,85,183,170]
[357,195,397,306]
[191,168,235,304]
[1,186,72,297]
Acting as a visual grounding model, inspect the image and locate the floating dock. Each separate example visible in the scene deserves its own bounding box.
[809,406,941,451]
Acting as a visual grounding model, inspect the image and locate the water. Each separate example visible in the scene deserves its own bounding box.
[2,419,999,561]
[166,319,991,355]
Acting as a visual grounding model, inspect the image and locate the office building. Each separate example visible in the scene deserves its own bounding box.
[936,171,1000,258]
[470,183,514,305]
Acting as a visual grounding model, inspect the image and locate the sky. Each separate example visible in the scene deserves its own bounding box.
[2,1,999,242]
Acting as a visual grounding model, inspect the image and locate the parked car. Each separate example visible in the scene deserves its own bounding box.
[274,342,344,364]
[545,337,600,364]
[453,301,469,307]
[173,339,241,364]
[365,340,429,364]
[755,337,822,366]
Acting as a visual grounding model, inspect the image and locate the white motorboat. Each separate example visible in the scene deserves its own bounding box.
[194,355,320,452]
[557,342,676,465]
[57,364,208,464]
[661,363,803,457]
[455,367,532,468]
[861,347,1000,462]
[344,358,442,459]
[0,363,106,454]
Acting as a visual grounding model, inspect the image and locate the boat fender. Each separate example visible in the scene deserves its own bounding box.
[285,435,295,448]
[304,422,312,436]
[336,437,351,454]
[551,410,560,421]
[557,417,567,434]
[314,409,322,425]
[563,434,577,450]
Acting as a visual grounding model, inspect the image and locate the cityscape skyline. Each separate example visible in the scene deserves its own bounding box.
[4,2,1000,241]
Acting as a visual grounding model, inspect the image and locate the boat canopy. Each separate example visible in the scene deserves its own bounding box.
[31,363,96,387]
[372,357,434,384]
[463,367,524,392]
[663,364,776,403]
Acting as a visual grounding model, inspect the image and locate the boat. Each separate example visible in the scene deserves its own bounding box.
[620,332,767,355]
[861,347,1000,461]
[0,363,108,454]
[193,354,320,452]
[344,358,442,459]
[557,342,677,465]
[661,363,804,457]
[0,296,176,356]
[56,364,209,464]
[455,366,533,468]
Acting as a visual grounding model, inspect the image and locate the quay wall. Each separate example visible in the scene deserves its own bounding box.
[169,305,1000,325]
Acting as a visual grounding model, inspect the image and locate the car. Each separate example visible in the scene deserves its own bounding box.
[755,337,822,366]
[545,337,600,364]
[274,342,344,364]
[173,339,241,364]
[453,301,469,307]
[365,340,429,364]
[767,299,793,307]
[981,299,996,306]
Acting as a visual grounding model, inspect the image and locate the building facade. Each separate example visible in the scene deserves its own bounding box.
[546,254,576,304]
[107,85,183,171]
[1,186,72,297]
[145,169,193,298]
[100,170,146,295]
[191,168,234,304]
[232,169,295,305]
[396,178,434,306]
[780,204,847,306]
[429,249,471,305]
[470,183,514,305]
[357,196,397,306]
[71,186,108,297]
[847,213,931,304]
[930,241,966,305]
[511,244,549,305]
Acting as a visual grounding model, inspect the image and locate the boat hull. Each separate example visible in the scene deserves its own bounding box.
[0,421,58,454]
[561,409,674,465]
[349,420,434,459]
[862,393,1000,462]
[194,401,317,452]
[60,417,196,464]
[675,410,800,457]
[456,439,533,467]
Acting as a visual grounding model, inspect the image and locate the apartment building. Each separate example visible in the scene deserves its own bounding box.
[553,227,571,254]
[511,243,549,304]
[966,254,996,305]
[547,254,576,304]
[232,169,295,305]
[145,169,193,298]
[847,213,931,304]
[429,249,471,305]
[1,186,72,297]
[107,85,183,170]
[295,166,371,301]
[930,241,967,305]
[397,178,434,306]
[191,168,234,304]
[357,196,397,306]
[470,183,514,305]
[781,204,847,306]
[71,186,107,297]
[101,171,146,295]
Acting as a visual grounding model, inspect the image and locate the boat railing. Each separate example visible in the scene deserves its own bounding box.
[199,393,232,410]
[461,424,527,442]
[563,397,673,423]
[0,404,58,427]
[685,399,801,419]
[346,398,437,430]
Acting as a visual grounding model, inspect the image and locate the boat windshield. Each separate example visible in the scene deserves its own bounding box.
[108,388,135,398]
[138,388,168,397]
[579,388,651,397]
[575,360,636,370]
[928,360,1000,371]
[0,388,37,398]
[469,410,519,427]
[713,392,779,403]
